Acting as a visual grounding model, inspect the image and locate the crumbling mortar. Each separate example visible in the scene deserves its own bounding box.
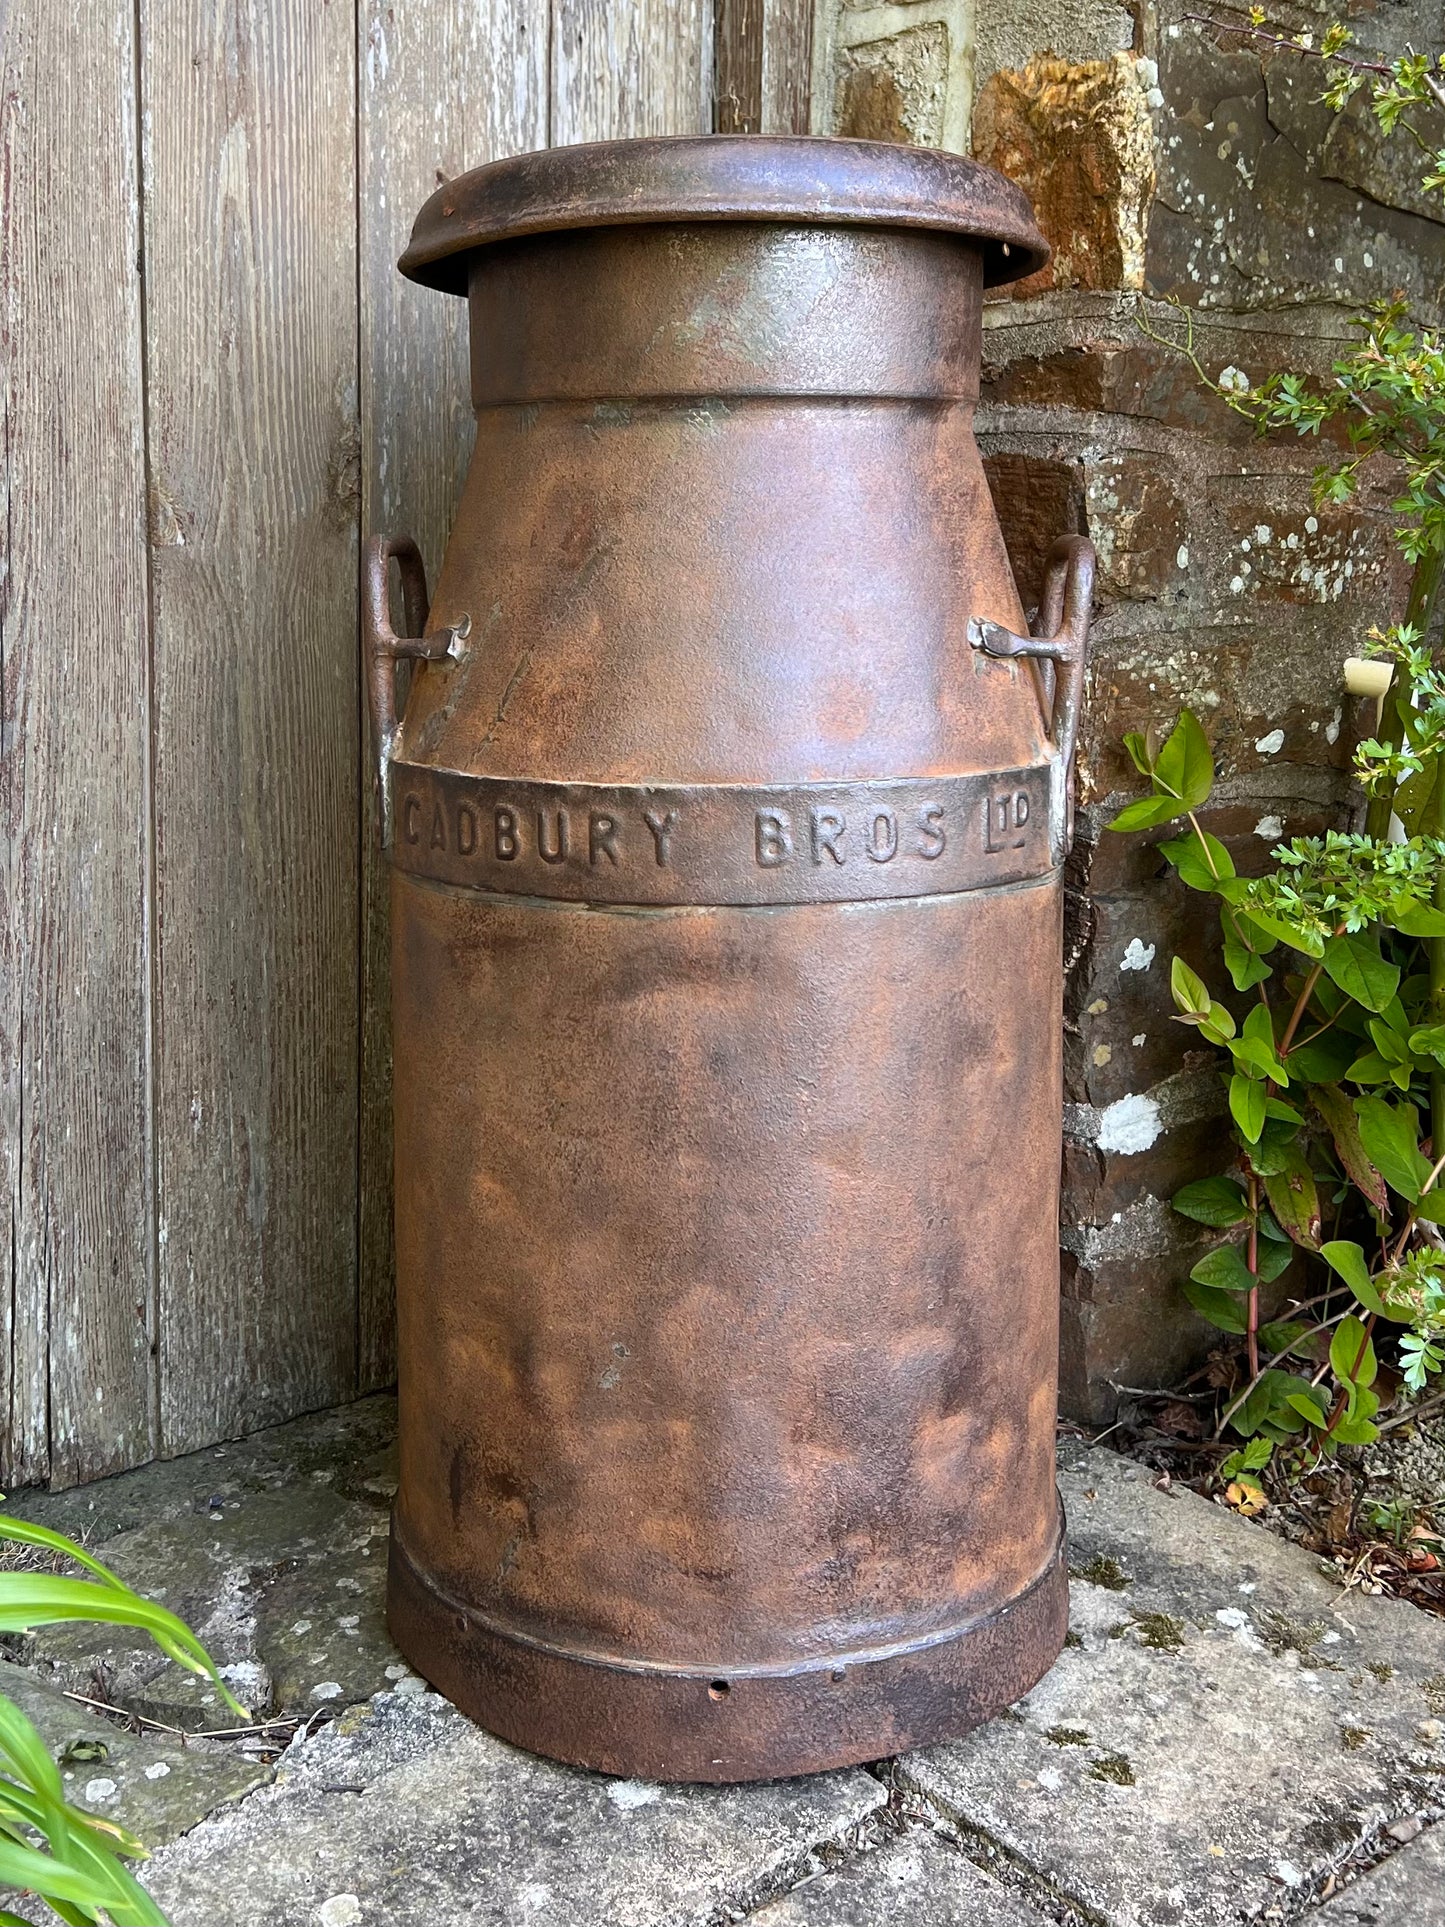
[718,1778,904,1923]
[887,1774,1112,1927]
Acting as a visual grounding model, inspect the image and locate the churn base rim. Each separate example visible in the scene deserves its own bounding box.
[385,1511,1069,1784]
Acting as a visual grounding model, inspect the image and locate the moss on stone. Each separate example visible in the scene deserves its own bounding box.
[1089,1751,1137,1786]
[1341,1727,1369,1751]
[1070,1554,1131,1591]
[1046,1725,1092,1746]
[1132,1612,1186,1653]
[1063,1630,1085,1649]
[1368,1660,1396,1683]
[1258,1610,1327,1658]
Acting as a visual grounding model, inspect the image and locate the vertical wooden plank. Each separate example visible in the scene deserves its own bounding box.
[715,0,811,135]
[760,0,813,133]
[356,0,549,1389]
[553,0,713,141]
[142,0,361,1454]
[0,1,156,1486]
[714,0,763,132]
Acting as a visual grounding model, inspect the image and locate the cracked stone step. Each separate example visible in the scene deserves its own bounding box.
[749,1832,1056,1923]
[142,1690,889,1927]
[0,1660,271,1847]
[5,1396,402,1729]
[1315,1820,1445,1925]
[897,1443,1445,1927]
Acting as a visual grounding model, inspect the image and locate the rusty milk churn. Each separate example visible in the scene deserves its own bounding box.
[365,135,1094,1783]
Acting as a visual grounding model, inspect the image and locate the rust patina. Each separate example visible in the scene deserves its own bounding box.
[365,135,1094,1783]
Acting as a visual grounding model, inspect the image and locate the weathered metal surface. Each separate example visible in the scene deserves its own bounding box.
[368,135,1090,1782]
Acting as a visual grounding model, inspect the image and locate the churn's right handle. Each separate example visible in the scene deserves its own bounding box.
[967,535,1096,856]
[362,533,467,845]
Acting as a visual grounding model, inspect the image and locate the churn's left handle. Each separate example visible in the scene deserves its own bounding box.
[362,533,466,845]
[967,535,1096,856]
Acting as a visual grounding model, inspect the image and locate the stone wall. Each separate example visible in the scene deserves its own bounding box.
[815,0,1445,1416]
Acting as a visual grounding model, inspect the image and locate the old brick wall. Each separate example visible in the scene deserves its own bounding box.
[815,0,1445,1417]
[980,1,1443,1419]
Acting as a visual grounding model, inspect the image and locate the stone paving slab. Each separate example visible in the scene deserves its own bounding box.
[898,1443,1445,1927]
[0,1660,270,1847]
[1316,1820,1445,1925]
[142,1691,889,1927]
[6,1396,400,1729]
[749,1834,1053,1924]
[7,1400,1445,1925]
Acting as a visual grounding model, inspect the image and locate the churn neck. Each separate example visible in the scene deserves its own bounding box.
[397,135,1049,294]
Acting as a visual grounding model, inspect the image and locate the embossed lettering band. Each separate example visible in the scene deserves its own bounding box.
[388,763,1056,906]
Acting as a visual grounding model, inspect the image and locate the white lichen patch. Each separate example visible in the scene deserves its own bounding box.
[1120,938,1156,972]
[1096,1094,1163,1154]
[1254,729,1285,756]
[1253,816,1283,841]
[311,1681,344,1701]
[318,1899,363,1927]
[607,1779,664,1811]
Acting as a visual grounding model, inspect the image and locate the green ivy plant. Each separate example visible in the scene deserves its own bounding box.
[1112,710,1445,1483]
[1113,14,1445,1497]
[0,1510,243,1925]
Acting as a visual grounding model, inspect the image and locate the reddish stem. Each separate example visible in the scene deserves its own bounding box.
[1246,1175,1261,1380]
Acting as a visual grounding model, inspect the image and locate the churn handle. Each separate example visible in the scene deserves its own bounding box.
[966,534,1096,851]
[362,534,465,843]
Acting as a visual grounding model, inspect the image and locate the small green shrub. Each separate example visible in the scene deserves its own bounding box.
[1114,17,1445,1491]
[0,1509,243,1925]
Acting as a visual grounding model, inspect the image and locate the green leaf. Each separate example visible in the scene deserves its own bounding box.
[1259,1318,1315,1355]
[1287,1032,1364,1094]
[1287,1389,1330,1428]
[1200,1008,1238,1046]
[1153,708,1214,809]
[0,1575,243,1722]
[1392,763,1434,834]
[1171,955,1211,1018]
[1321,1240,1386,1315]
[1332,1409,1380,1445]
[1172,1177,1250,1226]
[1263,1144,1321,1249]
[1182,1280,1250,1333]
[1344,1051,1395,1086]
[1230,1037,1288,1083]
[1189,1242,1257,1293]
[1222,919,1273,991]
[1230,1074,1268,1143]
[1321,933,1400,1015]
[1331,1314,1378,1390]
[1409,1024,1445,1062]
[1160,829,1236,891]
[1355,1095,1430,1202]
[1109,793,1186,833]
[1255,1237,1295,1283]
[1388,898,1445,937]
[1122,730,1153,777]
[1240,909,1325,959]
[1242,1004,1275,1049]
[1310,1085,1389,1212]
[1231,1368,1319,1438]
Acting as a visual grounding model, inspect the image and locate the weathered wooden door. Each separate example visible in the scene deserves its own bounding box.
[0,0,846,1488]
